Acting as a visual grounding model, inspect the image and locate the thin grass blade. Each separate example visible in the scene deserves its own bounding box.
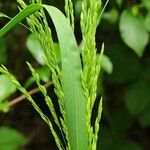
[0,4,41,37]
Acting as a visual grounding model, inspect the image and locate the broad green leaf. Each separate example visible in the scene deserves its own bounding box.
[105,43,141,83]
[110,107,133,134]
[102,8,119,24]
[0,13,8,18]
[98,127,142,150]
[27,34,61,64]
[26,34,45,65]
[35,66,51,82]
[116,0,123,7]
[119,9,149,57]
[0,101,9,113]
[0,4,42,37]
[0,38,7,64]
[139,104,150,127]
[101,54,113,74]
[53,43,61,62]
[131,5,140,16]
[0,127,27,150]
[141,0,150,10]
[24,66,51,88]
[124,79,150,115]
[43,5,88,150]
[0,75,16,102]
[144,11,150,32]
[75,0,82,17]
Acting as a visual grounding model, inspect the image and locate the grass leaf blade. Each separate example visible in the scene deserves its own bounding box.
[43,5,88,150]
[0,4,41,37]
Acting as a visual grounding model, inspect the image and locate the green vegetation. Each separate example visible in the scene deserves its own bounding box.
[0,0,104,149]
[0,0,150,150]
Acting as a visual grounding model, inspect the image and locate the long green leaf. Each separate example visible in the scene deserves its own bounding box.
[43,5,88,150]
[0,4,42,37]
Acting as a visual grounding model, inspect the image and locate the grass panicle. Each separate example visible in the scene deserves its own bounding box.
[64,0,74,30]
[17,1,70,149]
[81,0,103,148]
[0,66,63,150]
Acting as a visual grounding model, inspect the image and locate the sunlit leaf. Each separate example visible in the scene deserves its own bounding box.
[141,0,150,10]
[119,9,149,57]
[102,8,119,24]
[27,34,61,64]
[101,54,113,74]
[0,101,9,113]
[0,75,16,102]
[24,66,51,88]
[0,12,8,18]
[26,34,45,65]
[144,11,150,32]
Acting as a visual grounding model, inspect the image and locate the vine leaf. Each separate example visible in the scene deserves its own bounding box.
[119,9,149,57]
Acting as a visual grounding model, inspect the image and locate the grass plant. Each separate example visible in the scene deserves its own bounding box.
[0,0,104,149]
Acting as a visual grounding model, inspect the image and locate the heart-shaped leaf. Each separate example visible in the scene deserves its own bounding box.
[0,75,16,102]
[119,9,149,57]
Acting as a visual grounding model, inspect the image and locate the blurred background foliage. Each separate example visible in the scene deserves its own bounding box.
[0,0,150,150]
